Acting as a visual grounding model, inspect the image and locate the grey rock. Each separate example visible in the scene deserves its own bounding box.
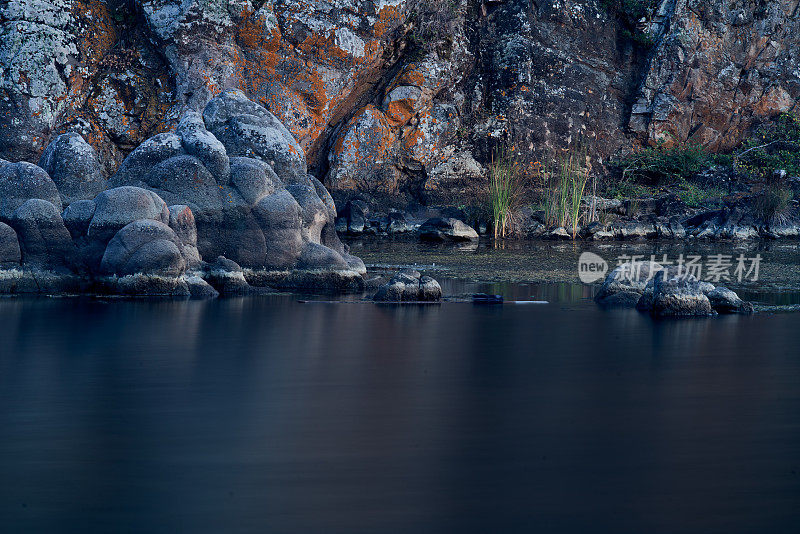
[373,270,442,302]
[549,227,571,240]
[203,89,307,183]
[88,187,170,245]
[251,189,303,269]
[176,111,230,183]
[201,256,251,295]
[650,270,715,317]
[0,161,62,219]
[168,205,201,268]
[185,274,220,299]
[62,199,96,239]
[707,286,754,314]
[100,220,186,277]
[419,217,479,242]
[111,133,186,187]
[0,222,21,266]
[296,242,350,271]
[37,133,105,205]
[595,262,664,307]
[114,274,191,297]
[229,157,281,205]
[10,199,75,268]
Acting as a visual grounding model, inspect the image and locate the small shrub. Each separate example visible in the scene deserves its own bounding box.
[735,112,800,180]
[676,178,726,208]
[752,171,794,223]
[611,142,710,187]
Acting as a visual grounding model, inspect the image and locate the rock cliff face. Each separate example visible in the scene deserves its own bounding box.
[1,0,798,206]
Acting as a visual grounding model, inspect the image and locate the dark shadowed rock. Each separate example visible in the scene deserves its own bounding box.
[201,256,251,295]
[373,270,442,302]
[0,222,21,266]
[0,161,62,219]
[707,287,754,314]
[251,190,303,270]
[100,220,186,277]
[37,133,106,205]
[419,217,479,242]
[10,199,76,268]
[168,205,201,268]
[62,199,96,239]
[338,199,370,235]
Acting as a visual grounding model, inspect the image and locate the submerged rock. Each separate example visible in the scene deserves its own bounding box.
[373,270,442,302]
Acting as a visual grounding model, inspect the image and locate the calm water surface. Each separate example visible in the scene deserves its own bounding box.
[1,241,800,533]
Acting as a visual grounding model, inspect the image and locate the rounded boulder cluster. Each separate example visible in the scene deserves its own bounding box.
[0,90,365,297]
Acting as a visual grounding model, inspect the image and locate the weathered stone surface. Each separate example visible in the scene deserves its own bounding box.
[100,220,186,277]
[0,222,21,266]
[200,256,252,295]
[168,204,201,268]
[0,161,63,219]
[373,269,442,302]
[37,133,106,205]
[419,217,479,242]
[9,199,75,268]
[62,199,96,239]
[88,187,170,244]
[707,286,754,315]
[2,0,799,214]
[595,262,663,308]
[203,89,307,183]
[650,270,715,317]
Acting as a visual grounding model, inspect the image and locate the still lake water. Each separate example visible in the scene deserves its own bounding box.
[1,240,800,533]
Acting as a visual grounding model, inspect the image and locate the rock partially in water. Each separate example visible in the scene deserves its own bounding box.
[595,262,662,307]
[200,256,251,296]
[707,286,754,314]
[650,270,715,317]
[373,270,442,302]
[419,217,479,242]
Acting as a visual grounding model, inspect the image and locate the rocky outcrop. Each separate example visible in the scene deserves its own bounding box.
[0,92,365,297]
[1,0,798,212]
